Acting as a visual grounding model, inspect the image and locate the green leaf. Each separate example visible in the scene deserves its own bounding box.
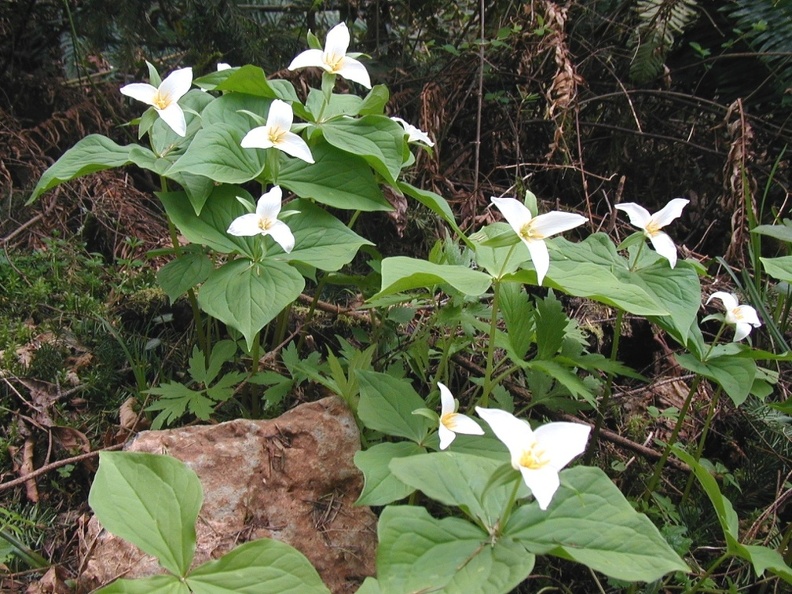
[88,452,202,577]
[359,85,390,115]
[167,171,215,215]
[535,292,568,360]
[354,442,423,506]
[95,574,189,594]
[281,199,372,271]
[397,181,467,240]
[739,544,792,584]
[279,140,391,212]
[187,538,330,594]
[198,258,305,351]
[145,382,213,428]
[29,135,158,203]
[635,260,702,346]
[390,452,521,529]
[499,283,535,359]
[752,224,792,243]
[168,123,265,184]
[675,353,756,406]
[306,89,363,120]
[761,256,792,283]
[159,186,257,257]
[206,65,300,103]
[506,466,688,583]
[200,93,273,130]
[376,505,534,594]
[377,256,492,297]
[356,370,433,442]
[156,252,213,303]
[321,115,406,185]
[354,577,382,594]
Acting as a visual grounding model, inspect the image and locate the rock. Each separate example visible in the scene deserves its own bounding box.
[78,397,377,593]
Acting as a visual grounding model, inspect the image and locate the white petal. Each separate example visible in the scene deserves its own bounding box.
[530,211,587,238]
[519,466,560,510]
[391,117,434,146]
[288,49,326,71]
[159,67,193,102]
[267,99,294,131]
[227,213,263,236]
[267,220,296,253]
[651,198,689,228]
[156,102,187,137]
[447,414,485,437]
[648,231,678,268]
[325,22,351,57]
[336,56,371,88]
[707,291,739,311]
[256,186,283,219]
[735,304,761,327]
[438,382,455,416]
[491,197,532,235]
[217,63,232,71]
[120,82,158,105]
[526,239,550,286]
[615,203,652,229]
[733,322,752,342]
[276,132,315,163]
[241,126,274,149]
[438,423,456,450]
[475,407,534,465]
[533,422,591,472]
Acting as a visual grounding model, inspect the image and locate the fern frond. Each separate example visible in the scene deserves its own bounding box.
[629,0,699,83]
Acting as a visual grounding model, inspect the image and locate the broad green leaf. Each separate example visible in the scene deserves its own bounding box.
[187,538,330,594]
[675,353,756,406]
[280,199,372,271]
[149,90,213,158]
[635,260,701,345]
[198,258,305,350]
[761,256,792,283]
[167,171,215,215]
[499,283,535,359]
[306,88,363,120]
[168,123,265,184]
[377,256,492,297]
[96,574,189,594]
[506,466,688,582]
[321,115,405,184]
[156,252,213,302]
[359,85,390,115]
[200,93,272,130]
[354,442,423,506]
[376,505,534,594]
[752,224,792,244]
[159,186,256,257]
[397,182,464,238]
[738,544,792,584]
[89,452,202,577]
[29,135,158,203]
[389,452,521,529]
[209,65,300,103]
[279,140,391,211]
[354,577,382,594]
[472,223,531,279]
[356,370,433,443]
[535,292,568,360]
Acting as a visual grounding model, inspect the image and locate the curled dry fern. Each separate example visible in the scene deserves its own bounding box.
[629,0,699,83]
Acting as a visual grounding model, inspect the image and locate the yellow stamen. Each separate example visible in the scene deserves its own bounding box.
[645,220,661,237]
[441,412,457,430]
[518,441,550,470]
[325,53,344,72]
[519,221,543,242]
[268,126,286,144]
[258,218,274,232]
[152,90,171,110]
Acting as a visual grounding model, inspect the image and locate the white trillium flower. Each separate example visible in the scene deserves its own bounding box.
[391,117,435,147]
[288,22,371,88]
[437,383,484,450]
[216,62,232,71]
[615,198,689,268]
[491,197,587,286]
[120,67,193,137]
[227,186,295,253]
[241,99,314,163]
[707,291,761,342]
[476,407,590,510]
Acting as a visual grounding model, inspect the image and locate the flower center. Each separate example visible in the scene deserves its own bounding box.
[518,441,550,470]
[152,90,171,110]
[519,221,542,242]
[258,217,274,232]
[644,220,661,237]
[441,412,458,430]
[268,126,286,145]
[325,52,344,72]
[731,307,744,321]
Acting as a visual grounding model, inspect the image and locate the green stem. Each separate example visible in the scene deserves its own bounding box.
[249,330,262,418]
[628,240,646,272]
[585,308,624,463]
[685,553,729,594]
[479,280,501,408]
[643,375,703,502]
[499,477,522,531]
[271,303,292,351]
[681,385,723,504]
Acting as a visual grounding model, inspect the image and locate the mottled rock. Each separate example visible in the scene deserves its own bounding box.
[78,397,377,593]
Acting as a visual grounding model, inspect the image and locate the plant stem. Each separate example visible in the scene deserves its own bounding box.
[249,330,261,418]
[681,385,723,504]
[685,553,729,594]
[642,375,702,502]
[499,477,522,531]
[585,308,624,463]
[480,279,501,408]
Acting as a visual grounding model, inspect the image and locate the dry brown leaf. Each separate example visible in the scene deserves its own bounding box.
[50,426,91,454]
[25,566,71,594]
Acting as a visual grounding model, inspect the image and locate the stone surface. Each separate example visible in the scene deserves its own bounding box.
[78,397,377,593]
